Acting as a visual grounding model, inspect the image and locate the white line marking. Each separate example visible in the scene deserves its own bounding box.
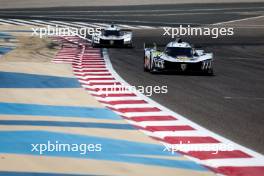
[116,111,170,118]
[30,20,60,27]
[118,24,138,29]
[50,20,83,28]
[74,68,107,71]
[73,71,109,75]
[106,104,154,109]
[213,15,264,25]
[136,25,156,29]
[80,80,117,84]
[95,96,142,102]
[94,23,110,28]
[0,19,21,25]
[129,120,185,127]
[11,19,43,26]
[75,75,111,79]
[73,22,103,28]
[201,158,264,167]
[143,130,207,138]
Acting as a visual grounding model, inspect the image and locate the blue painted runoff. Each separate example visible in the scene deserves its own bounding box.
[0,47,13,55]
[0,102,121,120]
[0,71,81,88]
[0,171,106,176]
[0,130,208,171]
[0,120,134,130]
[0,32,15,39]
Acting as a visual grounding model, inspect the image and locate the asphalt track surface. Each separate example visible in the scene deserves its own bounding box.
[0,3,264,26]
[0,2,263,154]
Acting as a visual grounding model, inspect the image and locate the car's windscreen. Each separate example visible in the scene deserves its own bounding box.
[104,30,120,36]
[165,47,192,57]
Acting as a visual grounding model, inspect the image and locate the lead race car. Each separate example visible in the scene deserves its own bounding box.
[91,24,133,47]
[144,39,214,75]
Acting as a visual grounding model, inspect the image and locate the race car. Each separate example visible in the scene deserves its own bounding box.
[91,24,133,47]
[144,39,214,75]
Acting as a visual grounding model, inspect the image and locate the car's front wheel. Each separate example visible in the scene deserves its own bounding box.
[149,56,156,73]
[143,52,149,72]
[91,41,96,47]
[144,57,149,72]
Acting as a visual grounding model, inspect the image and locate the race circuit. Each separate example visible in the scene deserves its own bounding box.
[0,1,264,176]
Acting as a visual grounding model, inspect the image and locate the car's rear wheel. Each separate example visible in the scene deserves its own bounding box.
[202,60,214,76]
[128,43,133,48]
[206,68,214,76]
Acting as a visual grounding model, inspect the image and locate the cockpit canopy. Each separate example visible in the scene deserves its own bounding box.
[164,47,192,57]
[103,24,121,36]
[104,30,121,36]
[164,39,193,57]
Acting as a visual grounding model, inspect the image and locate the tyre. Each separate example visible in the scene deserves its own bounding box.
[149,55,156,73]
[127,43,133,48]
[206,68,214,76]
[202,60,214,76]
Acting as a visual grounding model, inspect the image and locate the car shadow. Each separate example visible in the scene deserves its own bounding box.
[150,71,215,77]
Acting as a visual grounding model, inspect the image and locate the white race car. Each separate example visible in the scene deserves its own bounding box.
[91,24,133,47]
[144,39,214,75]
